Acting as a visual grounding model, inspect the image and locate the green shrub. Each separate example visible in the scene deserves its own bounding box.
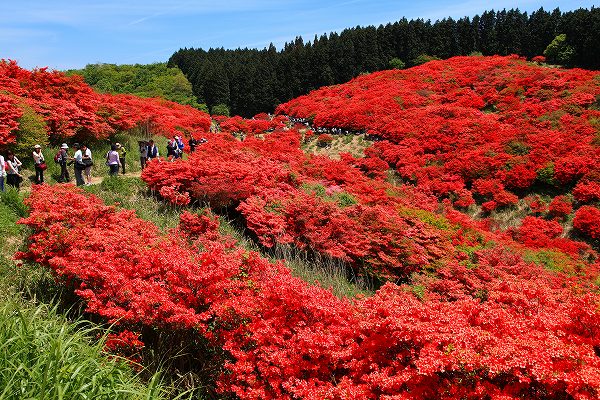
[389,58,406,70]
[211,103,230,116]
[544,34,576,66]
[12,103,48,162]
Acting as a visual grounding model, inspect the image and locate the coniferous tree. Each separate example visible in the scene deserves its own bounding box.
[168,6,600,117]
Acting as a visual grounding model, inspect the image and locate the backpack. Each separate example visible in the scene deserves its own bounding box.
[54,150,63,164]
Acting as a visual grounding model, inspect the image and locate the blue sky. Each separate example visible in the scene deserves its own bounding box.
[0,0,595,70]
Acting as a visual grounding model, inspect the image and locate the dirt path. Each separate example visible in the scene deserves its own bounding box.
[18,170,142,194]
[89,170,142,185]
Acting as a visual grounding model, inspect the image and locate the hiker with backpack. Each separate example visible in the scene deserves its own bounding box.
[176,136,185,159]
[54,143,70,182]
[81,144,93,185]
[73,143,93,186]
[147,140,159,161]
[166,136,177,161]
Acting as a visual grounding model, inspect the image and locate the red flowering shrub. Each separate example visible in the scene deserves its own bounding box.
[516,216,563,247]
[549,195,573,220]
[158,185,191,206]
[0,93,22,144]
[0,60,211,145]
[573,180,600,204]
[526,195,548,215]
[574,206,600,240]
[531,55,546,63]
[316,133,333,147]
[277,56,600,212]
[17,185,600,399]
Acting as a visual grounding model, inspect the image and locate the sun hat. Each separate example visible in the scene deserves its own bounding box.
[34,144,41,149]
[115,143,121,148]
[61,143,69,149]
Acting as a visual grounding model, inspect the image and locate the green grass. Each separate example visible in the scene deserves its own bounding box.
[0,300,167,400]
[84,176,184,231]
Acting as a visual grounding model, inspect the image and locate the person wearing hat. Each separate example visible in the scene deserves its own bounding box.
[58,143,70,183]
[32,144,46,184]
[116,142,127,174]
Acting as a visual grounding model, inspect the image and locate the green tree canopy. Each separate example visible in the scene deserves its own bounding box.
[543,34,576,66]
[67,63,205,109]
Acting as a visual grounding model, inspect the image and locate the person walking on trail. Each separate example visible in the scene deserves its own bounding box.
[139,141,148,170]
[32,144,46,184]
[81,144,93,185]
[57,143,70,183]
[73,143,85,186]
[176,136,185,159]
[147,140,159,161]
[166,136,177,161]
[106,144,121,176]
[5,151,23,190]
[188,137,197,153]
[0,153,5,192]
[116,143,126,174]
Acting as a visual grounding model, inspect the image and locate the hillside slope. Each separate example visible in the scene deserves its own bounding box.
[278,55,600,245]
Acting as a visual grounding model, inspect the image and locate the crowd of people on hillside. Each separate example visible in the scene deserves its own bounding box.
[1,135,208,191]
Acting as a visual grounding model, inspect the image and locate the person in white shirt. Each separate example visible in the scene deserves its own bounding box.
[81,144,93,185]
[32,144,45,184]
[73,143,85,186]
[5,151,23,190]
[106,144,120,176]
[147,140,159,160]
[0,154,5,191]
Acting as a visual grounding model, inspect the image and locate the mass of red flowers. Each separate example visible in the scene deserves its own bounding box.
[10,54,600,398]
[277,55,600,215]
[141,121,596,280]
[0,60,211,144]
[17,183,600,399]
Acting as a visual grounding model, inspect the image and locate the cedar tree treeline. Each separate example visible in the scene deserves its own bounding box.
[168,7,600,117]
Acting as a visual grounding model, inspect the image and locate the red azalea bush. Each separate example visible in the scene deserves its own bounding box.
[17,184,600,399]
[142,119,596,280]
[0,93,23,144]
[573,180,600,204]
[277,55,600,211]
[574,206,600,240]
[316,133,334,146]
[0,59,211,145]
[549,195,573,220]
[142,129,467,279]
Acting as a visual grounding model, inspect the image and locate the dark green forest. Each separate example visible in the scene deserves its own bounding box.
[168,7,600,117]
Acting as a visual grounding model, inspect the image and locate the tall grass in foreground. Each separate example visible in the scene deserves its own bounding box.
[0,186,176,400]
[0,300,166,400]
